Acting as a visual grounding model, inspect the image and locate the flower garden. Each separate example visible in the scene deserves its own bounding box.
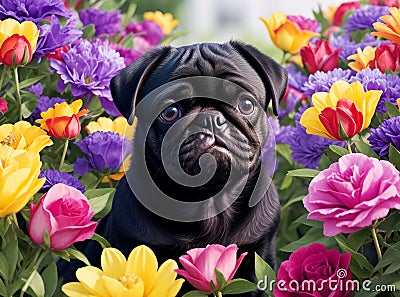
[0,0,399,296]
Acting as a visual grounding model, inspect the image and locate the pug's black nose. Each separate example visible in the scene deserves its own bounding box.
[198,111,227,132]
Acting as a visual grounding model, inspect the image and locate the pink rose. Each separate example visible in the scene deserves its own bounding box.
[0,97,7,114]
[175,244,247,292]
[274,243,352,297]
[28,183,98,250]
[287,15,321,32]
[304,153,400,236]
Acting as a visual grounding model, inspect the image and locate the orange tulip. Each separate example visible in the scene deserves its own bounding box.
[372,7,400,44]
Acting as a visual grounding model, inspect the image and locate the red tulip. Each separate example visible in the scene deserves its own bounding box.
[300,40,341,74]
[0,98,7,114]
[333,1,361,26]
[45,114,81,139]
[0,34,33,66]
[370,0,400,7]
[45,45,69,62]
[318,98,363,140]
[369,43,400,73]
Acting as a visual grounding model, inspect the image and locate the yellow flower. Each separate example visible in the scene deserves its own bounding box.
[347,46,376,72]
[300,81,382,140]
[0,121,52,153]
[0,18,39,51]
[62,245,184,297]
[397,98,400,110]
[260,12,319,54]
[0,145,44,217]
[325,6,338,25]
[36,99,89,139]
[143,11,180,35]
[372,7,400,45]
[86,116,129,137]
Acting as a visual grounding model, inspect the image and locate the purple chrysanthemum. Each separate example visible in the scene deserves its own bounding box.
[35,15,82,59]
[302,69,354,97]
[286,105,345,169]
[350,69,400,113]
[330,33,387,60]
[286,65,308,92]
[343,6,390,32]
[73,131,132,176]
[39,169,85,193]
[368,117,400,156]
[49,39,125,116]
[0,0,69,23]
[79,8,121,37]
[28,82,43,97]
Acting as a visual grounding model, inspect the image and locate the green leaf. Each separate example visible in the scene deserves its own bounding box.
[19,75,47,90]
[353,273,400,297]
[389,145,400,170]
[328,145,349,157]
[65,247,90,266]
[279,175,293,190]
[82,24,95,40]
[0,252,9,280]
[220,279,257,294]
[122,3,137,27]
[42,261,57,297]
[59,162,73,173]
[280,227,335,252]
[255,253,275,295]
[312,6,329,33]
[85,188,116,219]
[281,195,304,212]
[335,235,374,273]
[0,279,6,296]
[275,144,293,165]
[292,214,323,229]
[353,140,378,158]
[90,233,111,249]
[119,33,134,49]
[79,172,98,189]
[374,241,400,273]
[378,212,400,232]
[43,231,51,250]
[287,168,320,179]
[3,228,18,280]
[345,228,371,251]
[20,90,38,118]
[182,291,208,297]
[23,270,45,297]
[385,102,400,118]
[215,269,227,290]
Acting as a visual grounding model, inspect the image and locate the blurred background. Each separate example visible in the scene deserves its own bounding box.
[132,0,349,57]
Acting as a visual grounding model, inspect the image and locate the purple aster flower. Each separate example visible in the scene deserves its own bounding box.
[49,39,125,116]
[39,169,85,193]
[35,15,82,60]
[79,8,121,38]
[343,6,389,32]
[368,117,400,156]
[28,82,44,97]
[350,69,400,113]
[286,65,308,92]
[0,0,69,23]
[302,69,354,97]
[330,33,387,60]
[73,131,132,176]
[125,20,164,52]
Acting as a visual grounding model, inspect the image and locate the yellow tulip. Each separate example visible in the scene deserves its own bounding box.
[347,46,376,72]
[0,121,52,153]
[300,81,382,140]
[0,18,39,51]
[260,12,319,54]
[372,7,400,45]
[0,145,44,217]
[143,11,180,35]
[62,245,184,297]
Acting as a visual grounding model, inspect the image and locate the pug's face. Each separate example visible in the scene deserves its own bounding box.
[111,41,288,205]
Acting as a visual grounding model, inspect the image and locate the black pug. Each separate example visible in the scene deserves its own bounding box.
[68,41,287,296]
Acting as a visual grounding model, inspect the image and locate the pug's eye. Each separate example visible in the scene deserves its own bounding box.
[237,97,255,115]
[160,105,181,122]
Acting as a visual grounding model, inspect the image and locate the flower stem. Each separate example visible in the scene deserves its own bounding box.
[281,51,288,65]
[93,173,106,189]
[20,249,48,297]
[346,140,353,154]
[371,221,383,273]
[59,139,69,171]
[0,65,7,92]
[13,67,22,121]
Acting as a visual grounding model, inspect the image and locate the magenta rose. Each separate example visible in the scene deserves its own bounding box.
[304,153,400,236]
[28,183,98,250]
[0,97,7,114]
[175,244,247,292]
[274,243,352,297]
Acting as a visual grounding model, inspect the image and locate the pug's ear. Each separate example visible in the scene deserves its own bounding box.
[230,41,288,116]
[111,46,172,124]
